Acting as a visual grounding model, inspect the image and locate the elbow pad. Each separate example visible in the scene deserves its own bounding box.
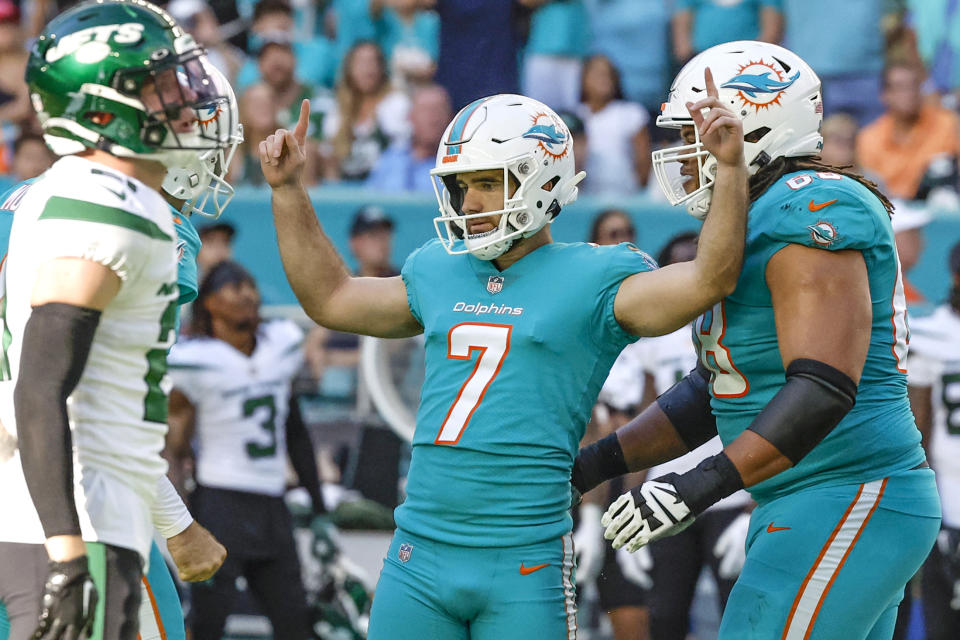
[746,358,857,465]
[656,361,718,451]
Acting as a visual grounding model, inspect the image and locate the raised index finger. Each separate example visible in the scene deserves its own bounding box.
[704,67,717,99]
[293,99,310,146]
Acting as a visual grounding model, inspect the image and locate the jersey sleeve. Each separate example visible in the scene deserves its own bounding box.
[762,177,881,255]
[401,239,439,327]
[33,195,168,281]
[272,319,306,377]
[167,341,210,405]
[594,242,658,347]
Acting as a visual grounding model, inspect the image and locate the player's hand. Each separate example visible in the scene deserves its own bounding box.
[602,477,694,552]
[572,504,604,585]
[259,98,310,190]
[713,511,751,579]
[167,521,227,582]
[32,556,98,640]
[615,544,653,589]
[311,514,341,563]
[686,67,744,168]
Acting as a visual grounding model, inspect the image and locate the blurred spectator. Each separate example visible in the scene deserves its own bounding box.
[782,0,892,125]
[365,84,452,193]
[205,0,247,51]
[904,0,960,100]
[426,0,527,110]
[328,0,385,72]
[10,132,54,181]
[168,0,245,82]
[819,112,862,169]
[522,0,590,112]
[379,0,440,90]
[231,83,279,186]
[321,40,410,182]
[585,0,671,119]
[891,200,932,307]
[672,0,783,64]
[557,110,587,175]
[349,205,399,277]
[167,261,321,640]
[236,0,336,91]
[577,55,651,194]
[196,220,237,279]
[589,208,636,246]
[857,62,960,200]
[0,1,31,130]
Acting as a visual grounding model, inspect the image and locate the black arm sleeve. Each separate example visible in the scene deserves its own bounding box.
[285,394,325,514]
[15,303,101,538]
[746,358,857,464]
[656,361,718,451]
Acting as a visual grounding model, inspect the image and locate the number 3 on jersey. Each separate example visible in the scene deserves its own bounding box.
[695,302,749,398]
[436,323,512,444]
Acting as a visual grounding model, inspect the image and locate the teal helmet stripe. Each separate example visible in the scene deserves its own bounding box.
[446,97,490,156]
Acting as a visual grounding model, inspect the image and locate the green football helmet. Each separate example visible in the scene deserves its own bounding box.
[26,0,232,168]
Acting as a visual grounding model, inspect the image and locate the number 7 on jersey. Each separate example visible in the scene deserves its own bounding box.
[436,323,512,444]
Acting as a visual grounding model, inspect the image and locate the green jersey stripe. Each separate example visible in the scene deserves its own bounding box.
[39,196,172,241]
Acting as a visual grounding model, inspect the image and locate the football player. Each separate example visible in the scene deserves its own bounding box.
[257,75,748,638]
[166,261,322,640]
[907,240,960,640]
[0,1,232,638]
[574,40,940,639]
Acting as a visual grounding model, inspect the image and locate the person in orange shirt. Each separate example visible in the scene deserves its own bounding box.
[856,62,960,200]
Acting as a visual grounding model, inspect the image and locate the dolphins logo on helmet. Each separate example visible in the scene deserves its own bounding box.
[721,60,801,112]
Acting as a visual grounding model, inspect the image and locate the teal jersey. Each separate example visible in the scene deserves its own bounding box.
[172,207,201,307]
[695,170,924,503]
[396,238,655,547]
[0,181,35,249]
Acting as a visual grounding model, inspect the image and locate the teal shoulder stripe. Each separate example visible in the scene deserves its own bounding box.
[39,196,172,241]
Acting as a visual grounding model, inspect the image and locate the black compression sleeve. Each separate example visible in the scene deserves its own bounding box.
[16,303,101,538]
[656,362,717,450]
[666,450,744,515]
[285,394,325,514]
[746,358,857,464]
[571,432,628,495]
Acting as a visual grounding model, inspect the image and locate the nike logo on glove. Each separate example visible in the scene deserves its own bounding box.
[766,522,791,533]
[519,563,550,575]
[808,199,837,212]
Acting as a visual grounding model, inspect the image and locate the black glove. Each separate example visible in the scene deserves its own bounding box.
[32,556,98,640]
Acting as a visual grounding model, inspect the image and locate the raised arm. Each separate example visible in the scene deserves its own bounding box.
[260,100,422,339]
[613,68,748,337]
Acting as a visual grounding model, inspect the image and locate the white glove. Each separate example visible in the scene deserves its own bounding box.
[573,503,605,585]
[713,511,751,579]
[615,544,653,589]
[602,479,694,552]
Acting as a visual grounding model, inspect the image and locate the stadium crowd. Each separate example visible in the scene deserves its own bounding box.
[2,1,960,640]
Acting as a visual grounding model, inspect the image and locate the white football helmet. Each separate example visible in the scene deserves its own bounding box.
[430,94,586,260]
[652,40,823,219]
[162,64,243,218]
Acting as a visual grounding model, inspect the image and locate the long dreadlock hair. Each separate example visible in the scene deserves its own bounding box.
[189,260,257,337]
[748,156,895,218]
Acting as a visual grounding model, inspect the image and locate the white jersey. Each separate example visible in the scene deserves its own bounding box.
[597,340,646,412]
[168,319,304,496]
[907,304,960,527]
[0,156,178,558]
[640,326,751,511]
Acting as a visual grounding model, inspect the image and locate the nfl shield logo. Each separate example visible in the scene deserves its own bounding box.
[487,276,504,294]
[398,543,413,563]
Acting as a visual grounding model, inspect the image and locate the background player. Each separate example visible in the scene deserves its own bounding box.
[906,240,960,640]
[573,40,940,639]
[166,261,321,640]
[0,1,232,638]
[257,79,747,638]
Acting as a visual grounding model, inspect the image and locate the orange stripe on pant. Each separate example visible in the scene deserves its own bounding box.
[138,575,167,640]
[780,478,888,640]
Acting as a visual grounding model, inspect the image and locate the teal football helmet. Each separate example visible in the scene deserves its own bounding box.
[26,0,233,168]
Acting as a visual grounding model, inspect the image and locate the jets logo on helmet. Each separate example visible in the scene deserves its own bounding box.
[652,40,823,220]
[720,59,801,112]
[27,0,234,169]
[430,94,586,261]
